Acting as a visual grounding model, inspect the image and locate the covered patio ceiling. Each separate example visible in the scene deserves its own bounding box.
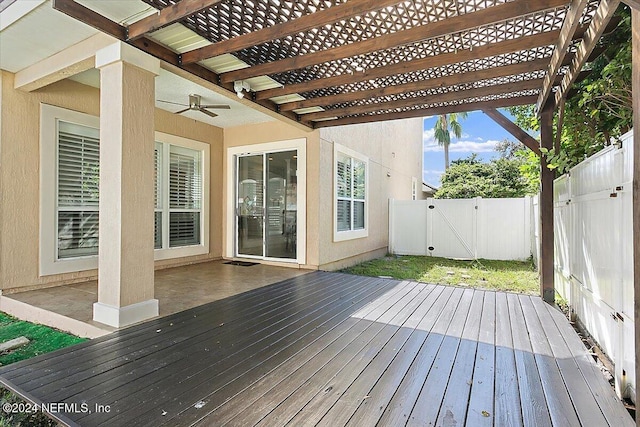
[51,0,626,129]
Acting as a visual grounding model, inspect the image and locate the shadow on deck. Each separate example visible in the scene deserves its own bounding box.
[0,271,633,426]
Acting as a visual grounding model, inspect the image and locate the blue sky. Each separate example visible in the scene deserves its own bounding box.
[422,109,536,187]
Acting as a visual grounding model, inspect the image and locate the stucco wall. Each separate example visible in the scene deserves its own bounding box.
[0,71,223,291]
[154,102,224,269]
[221,118,423,270]
[318,118,424,269]
[223,121,320,268]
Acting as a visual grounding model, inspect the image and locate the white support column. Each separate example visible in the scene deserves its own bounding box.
[93,42,160,328]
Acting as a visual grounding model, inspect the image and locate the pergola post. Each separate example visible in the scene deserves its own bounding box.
[630,4,639,422]
[539,105,555,304]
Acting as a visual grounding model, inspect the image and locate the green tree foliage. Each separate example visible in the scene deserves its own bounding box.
[508,7,632,175]
[433,112,468,170]
[435,144,537,199]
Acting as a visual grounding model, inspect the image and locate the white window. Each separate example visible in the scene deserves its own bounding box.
[40,104,209,275]
[40,104,101,275]
[334,143,368,242]
[154,134,210,260]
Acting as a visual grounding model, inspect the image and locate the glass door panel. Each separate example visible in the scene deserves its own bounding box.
[265,150,297,259]
[237,155,264,257]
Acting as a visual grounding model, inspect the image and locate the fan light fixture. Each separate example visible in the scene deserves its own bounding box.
[234,80,251,99]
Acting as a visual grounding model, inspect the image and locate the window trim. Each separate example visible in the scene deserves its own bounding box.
[153,131,210,261]
[39,104,210,276]
[40,104,101,275]
[333,143,369,242]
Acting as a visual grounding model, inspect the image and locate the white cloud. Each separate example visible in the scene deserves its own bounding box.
[449,139,500,153]
[423,169,444,175]
[422,128,435,141]
[424,139,499,153]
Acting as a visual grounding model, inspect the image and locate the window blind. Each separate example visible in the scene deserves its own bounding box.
[335,152,366,233]
[57,121,100,259]
[168,146,202,248]
[169,148,202,210]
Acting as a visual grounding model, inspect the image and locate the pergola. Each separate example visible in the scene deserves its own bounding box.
[51,0,639,416]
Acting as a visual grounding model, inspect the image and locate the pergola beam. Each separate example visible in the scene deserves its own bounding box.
[51,0,308,129]
[180,0,405,64]
[257,31,562,101]
[554,0,621,106]
[311,96,537,128]
[127,0,224,41]
[302,79,542,122]
[52,0,125,39]
[536,0,589,112]
[280,58,550,112]
[483,108,541,155]
[220,0,569,84]
[625,0,640,9]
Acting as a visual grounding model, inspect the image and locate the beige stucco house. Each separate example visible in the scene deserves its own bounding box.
[0,1,425,330]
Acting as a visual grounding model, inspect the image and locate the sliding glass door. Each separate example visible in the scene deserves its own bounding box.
[236,150,297,260]
[237,154,264,257]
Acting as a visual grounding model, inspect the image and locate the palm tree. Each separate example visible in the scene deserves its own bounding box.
[433,112,468,170]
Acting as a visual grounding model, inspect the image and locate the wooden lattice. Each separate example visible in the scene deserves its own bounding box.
[54,0,616,127]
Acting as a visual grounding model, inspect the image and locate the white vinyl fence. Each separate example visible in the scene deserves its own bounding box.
[553,129,634,401]
[389,197,533,260]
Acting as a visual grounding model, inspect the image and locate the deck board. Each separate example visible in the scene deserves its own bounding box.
[508,292,553,427]
[435,290,485,426]
[406,288,473,425]
[520,295,582,427]
[27,273,355,397]
[376,286,457,426]
[466,291,495,426]
[0,272,633,427]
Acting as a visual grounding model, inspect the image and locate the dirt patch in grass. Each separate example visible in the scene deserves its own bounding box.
[0,312,87,367]
[342,255,538,294]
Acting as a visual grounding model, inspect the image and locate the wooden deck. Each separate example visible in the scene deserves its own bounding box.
[0,272,633,426]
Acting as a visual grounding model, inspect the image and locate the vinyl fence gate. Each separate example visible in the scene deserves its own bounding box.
[389,197,533,261]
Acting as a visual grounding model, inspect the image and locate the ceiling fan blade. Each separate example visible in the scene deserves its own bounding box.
[199,108,218,118]
[200,104,231,110]
[157,100,188,106]
[174,107,192,114]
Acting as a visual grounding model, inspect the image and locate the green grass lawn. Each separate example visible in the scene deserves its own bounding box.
[342,255,539,294]
[0,312,87,366]
[0,312,86,426]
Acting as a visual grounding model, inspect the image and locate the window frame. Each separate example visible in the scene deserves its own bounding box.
[333,143,369,242]
[39,104,210,276]
[40,104,101,275]
[154,132,210,261]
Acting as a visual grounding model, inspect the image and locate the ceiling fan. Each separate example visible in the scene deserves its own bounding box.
[157,94,230,118]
